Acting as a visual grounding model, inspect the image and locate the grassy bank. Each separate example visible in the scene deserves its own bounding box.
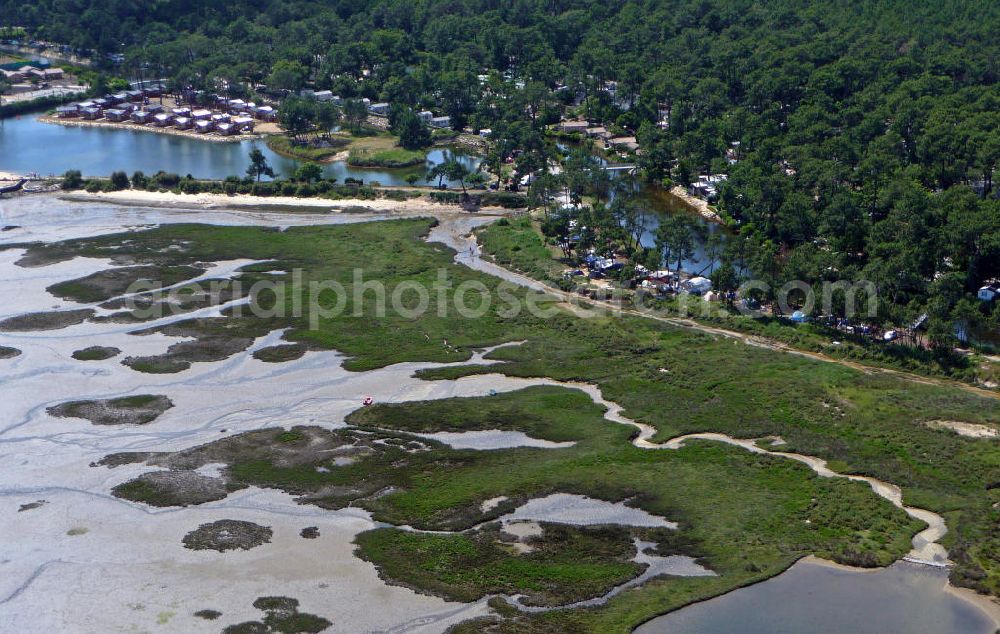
[69,173,395,201]
[476,215,569,281]
[348,146,426,168]
[266,129,427,167]
[265,134,350,162]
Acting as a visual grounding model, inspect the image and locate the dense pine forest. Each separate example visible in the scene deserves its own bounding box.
[4,0,1000,344]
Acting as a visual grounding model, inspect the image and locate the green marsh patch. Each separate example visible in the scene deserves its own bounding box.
[104,386,923,632]
[112,470,229,507]
[12,220,548,371]
[122,318,266,374]
[355,523,645,606]
[47,265,205,303]
[47,394,173,426]
[183,519,273,552]
[71,346,121,361]
[0,309,94,332]
[222,596,331,634]
[253,343,309,363]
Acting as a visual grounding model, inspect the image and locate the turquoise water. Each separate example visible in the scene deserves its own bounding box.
[635,560,994,634]
[0,114,476,185]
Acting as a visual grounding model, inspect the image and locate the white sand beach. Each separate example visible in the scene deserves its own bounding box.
[59,188,510,215]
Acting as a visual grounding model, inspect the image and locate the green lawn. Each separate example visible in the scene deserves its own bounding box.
[347,146,427,168]
[265,134,350,162]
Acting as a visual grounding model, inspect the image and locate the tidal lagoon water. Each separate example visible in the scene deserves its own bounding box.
[0,114,477,185]
[635,559,995,634]
[2,113,727,272]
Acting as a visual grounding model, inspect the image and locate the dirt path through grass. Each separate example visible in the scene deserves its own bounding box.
[429,216,999,402]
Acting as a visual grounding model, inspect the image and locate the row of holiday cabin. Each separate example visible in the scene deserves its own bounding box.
[53,88,457,134]
[0,65,65,83]
[56,103,259,135]
[55,100,272,134]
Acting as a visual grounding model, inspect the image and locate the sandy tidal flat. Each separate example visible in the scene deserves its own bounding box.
[0,196,517,632]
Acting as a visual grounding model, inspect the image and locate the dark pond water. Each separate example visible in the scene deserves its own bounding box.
[633,185,727,275]
[634,560,995,634]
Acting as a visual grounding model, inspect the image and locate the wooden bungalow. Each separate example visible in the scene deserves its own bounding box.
[430,116,452,129]
[232,116,255,132]
[104,108,129,122]
[558,120,590,134]
[253,105,276,121]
